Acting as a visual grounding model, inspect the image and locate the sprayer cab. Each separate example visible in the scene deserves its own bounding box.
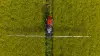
[45,16,53,37]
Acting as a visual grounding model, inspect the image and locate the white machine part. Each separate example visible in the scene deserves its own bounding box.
[47,27,52,33]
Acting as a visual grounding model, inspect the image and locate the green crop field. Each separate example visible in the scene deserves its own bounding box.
[53,0,100,56]
[0,0,100,56]
[0,0,45,56]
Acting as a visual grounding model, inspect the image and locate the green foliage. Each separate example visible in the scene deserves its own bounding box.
[53,0,100,36]
[0,36,45,56]
[0,0,100,56]
[0,0,45,56]
[0,0,45,34]
[53,0,100,56]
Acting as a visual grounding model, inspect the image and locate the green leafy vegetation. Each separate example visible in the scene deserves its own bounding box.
[0,0,45,35]
[0,0,45,56]
[0,36,45,56]
[53,0,100,56]
[0,0,100,56]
